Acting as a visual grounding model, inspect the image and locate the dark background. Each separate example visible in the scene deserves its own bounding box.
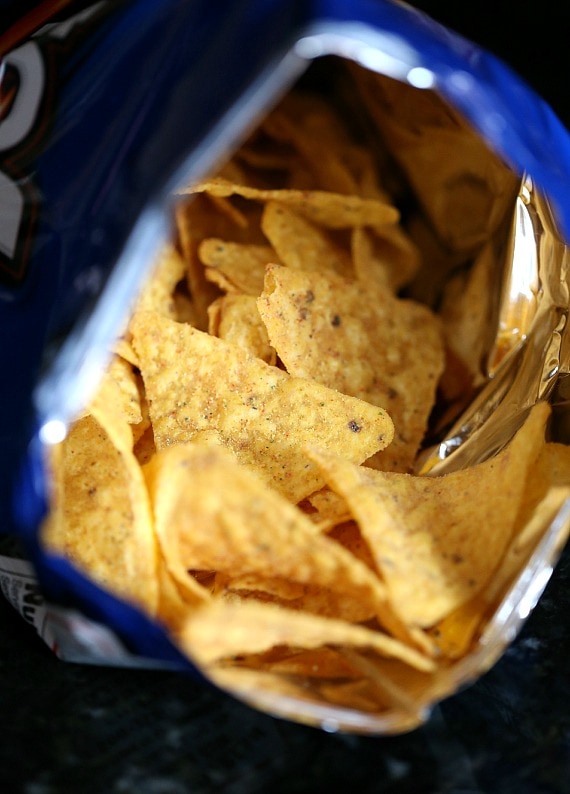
[414,1,570,124]
[2,2,570,792]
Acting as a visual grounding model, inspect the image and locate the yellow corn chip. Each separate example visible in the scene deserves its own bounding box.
[427,441,570,657]
[112,337,139,368]
[351,225,420,292]
[207,294,276,363]
[199,238,277,296]
[175,192,265,330]
[155,550,210,634]
[308,402,551,626]
[208,665,333,715]
[302,487,351,529]
[261,96,361,194]
[225,575,308,601]
[130,242,185,319]
[257,264,444,472]
[178,177,399,229]
[438,242,496,385]
[263,647,362,679]
[87,354,142,428]
[261,201,353,278]
[130,309,394,503]
[145,443,404,629]
[260,89,391,202]
[178,599,435,672]
[42,411,158,616]
[349,64,519,252]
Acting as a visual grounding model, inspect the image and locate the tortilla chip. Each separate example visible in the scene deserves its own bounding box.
[349,64,519,252]
[207,294,275,364]
[155,550,210,634]
[130,242,186,319]
[224,575,308,602]
[178,177,399,229]
[199,238,276,296]
[87,354,142,428]
[301,487,352,530]
[257,264,444,471]
[130,309,394,503]
[112,337,139,368]
[438,241,497,385]
[261,201,353,278]
[261,95,362,195]
[178,599,435,672]
[428,486,570,660]
[351,225,420,292]
[326,520,379,573]
[175,192,266,330]
[485,477,570,606]
[42,411,158,615]
[145,442,405,628]
[263,646,362,679]
[308,402,551,626]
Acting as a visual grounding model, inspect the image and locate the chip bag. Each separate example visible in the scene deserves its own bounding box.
[2,0,570,735]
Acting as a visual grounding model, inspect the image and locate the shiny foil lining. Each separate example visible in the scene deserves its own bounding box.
[421,176,570,474]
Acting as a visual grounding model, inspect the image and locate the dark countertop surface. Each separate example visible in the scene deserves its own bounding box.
[1,542,569,793]
[2,3,570,793]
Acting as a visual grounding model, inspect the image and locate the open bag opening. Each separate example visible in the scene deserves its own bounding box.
[3,2,570,736]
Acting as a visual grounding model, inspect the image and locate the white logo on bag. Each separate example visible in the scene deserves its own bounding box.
[0,43,45,261]
[0,2,105,284]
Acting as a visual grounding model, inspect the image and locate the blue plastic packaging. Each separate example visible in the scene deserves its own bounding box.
[2,0,570,727]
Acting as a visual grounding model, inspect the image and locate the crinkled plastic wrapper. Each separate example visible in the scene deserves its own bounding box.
[2,0,570,735]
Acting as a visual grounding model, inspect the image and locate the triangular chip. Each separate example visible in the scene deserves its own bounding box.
[130,310,394,503]
[308,402,551,626]
[260,93,363,194]
[41,410,158,616]
[130,242,185,319]
[178,599,435,672]
[155,549,210,634]
[261,646,362,680]
[87,354,142,428]
[349,64,519,252]
[261,202,353,278]
[427,443,570,658]
[207,294,275,364]
[199,238,276,296]
[351,225,420,292]
[178,177,399,229]
[175,193,265,330]
[146,443,409,631]
[257,264,444,471]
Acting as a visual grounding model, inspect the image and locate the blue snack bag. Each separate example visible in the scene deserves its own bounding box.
[2,0,570,733]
